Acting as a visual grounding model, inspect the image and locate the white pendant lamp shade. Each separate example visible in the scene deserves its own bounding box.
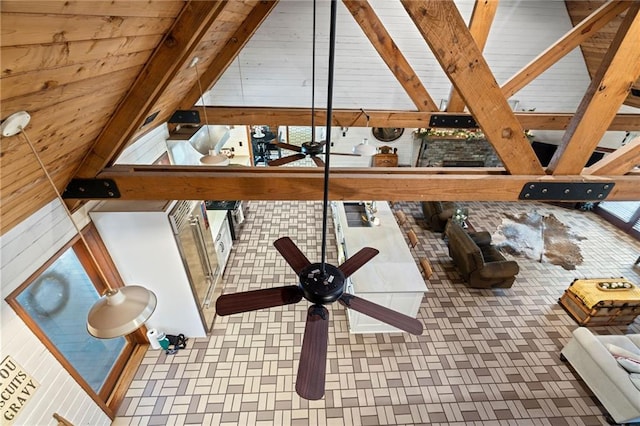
[353,138,377,156]
[87,286,157,339]
[199,153,230,166]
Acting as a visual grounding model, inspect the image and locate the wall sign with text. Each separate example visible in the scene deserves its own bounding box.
[0,356,39,425]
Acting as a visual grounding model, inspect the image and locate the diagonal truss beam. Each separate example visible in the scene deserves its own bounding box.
[549,3,640,175]
[342,0,437,111]
[400,0,543,175]
[72,1,227,179]
[501,0,631,99]
[584,136,640,175]
[447,0,499,112]
[174,1,279,113]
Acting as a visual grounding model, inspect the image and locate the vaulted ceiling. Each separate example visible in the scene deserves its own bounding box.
[1,0,639,235]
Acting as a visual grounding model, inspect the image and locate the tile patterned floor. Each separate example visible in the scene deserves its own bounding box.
[115,201,640,426]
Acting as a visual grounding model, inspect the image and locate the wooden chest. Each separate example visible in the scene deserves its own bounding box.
[372,153,398,167]
[558,278,640,326]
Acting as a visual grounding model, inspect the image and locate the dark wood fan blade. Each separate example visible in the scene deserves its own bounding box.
[268,153,306,166]
[338,247,379,278]
[296,305,329,400]
[312,156,325,167]
[216,285,303,316]
[273,236,311,274]
[273,142,302,152]
[339,293,423,335]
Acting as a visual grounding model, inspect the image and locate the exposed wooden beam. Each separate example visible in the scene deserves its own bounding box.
[174,1,279,113]
[501,0,631,99]
[584,136,640,175]
[549,3,640,175]
[94,165,638,201]
[342,0,437,111]
[402,0,544,174]
[199,106,640,131]
[73,1,227,179]
[447,0,499,112]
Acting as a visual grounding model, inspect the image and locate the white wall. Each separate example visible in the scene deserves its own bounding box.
[329,126,418,167]
[205,1,590,112]
[0,201,110,426]
[115,123,169,165]
[204,0,638,149]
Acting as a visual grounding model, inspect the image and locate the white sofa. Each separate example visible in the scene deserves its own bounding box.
[561,327,640,424]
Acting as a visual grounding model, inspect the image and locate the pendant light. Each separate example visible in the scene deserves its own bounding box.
[190,57,230,166]
[353,108,377,156]
[1,111,157,339]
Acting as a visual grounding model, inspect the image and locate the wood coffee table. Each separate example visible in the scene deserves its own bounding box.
[558,278,640,326]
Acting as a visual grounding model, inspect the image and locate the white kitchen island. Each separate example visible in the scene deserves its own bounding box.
[331,201,428,333]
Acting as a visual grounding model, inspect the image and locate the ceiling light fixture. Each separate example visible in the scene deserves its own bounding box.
[1,111,157,339]
[190,57,230,166]
[353,108,377,156]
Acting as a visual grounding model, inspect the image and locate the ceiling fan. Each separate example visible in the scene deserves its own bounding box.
[267,140,360,167]
[215,0,423,401]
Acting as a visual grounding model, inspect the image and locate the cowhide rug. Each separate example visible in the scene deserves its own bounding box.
[491,211,586,270]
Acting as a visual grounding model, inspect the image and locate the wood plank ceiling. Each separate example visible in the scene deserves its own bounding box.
[565,0,640,108]
[1,0,639,236]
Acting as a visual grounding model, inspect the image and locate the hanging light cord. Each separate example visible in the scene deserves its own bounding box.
[193,61,214,150]
[19,127,115,294]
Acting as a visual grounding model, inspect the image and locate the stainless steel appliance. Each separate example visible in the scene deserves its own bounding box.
[169,200,220,315]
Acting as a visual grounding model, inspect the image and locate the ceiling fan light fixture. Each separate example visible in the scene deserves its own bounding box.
[353,138,377,156]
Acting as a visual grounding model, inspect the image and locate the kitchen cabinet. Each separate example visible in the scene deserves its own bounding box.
[214,215,233,275]
[205,209,233,276]
[332,201,427,333]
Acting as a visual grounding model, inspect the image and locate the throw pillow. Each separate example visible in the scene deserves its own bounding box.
[605,343,640,363]
[616,357,640,374]
[630,373,640,391]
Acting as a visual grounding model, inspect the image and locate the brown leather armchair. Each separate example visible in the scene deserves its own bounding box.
[445,222,519,288]
[421,201,456,232]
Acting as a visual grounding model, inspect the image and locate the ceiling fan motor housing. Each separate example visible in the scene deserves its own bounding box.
[301,141,325,155]
[299,263,345,304]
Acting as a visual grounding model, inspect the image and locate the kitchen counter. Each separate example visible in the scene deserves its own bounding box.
[332,201,428,333]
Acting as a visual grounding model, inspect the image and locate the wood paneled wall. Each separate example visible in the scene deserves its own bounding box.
[0,1,264,235]
[0,1,183,233]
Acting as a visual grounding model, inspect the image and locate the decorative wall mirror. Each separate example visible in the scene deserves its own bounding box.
[372,127,404,142]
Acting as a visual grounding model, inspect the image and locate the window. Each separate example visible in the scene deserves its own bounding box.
[595,201,640,240]
[15,248,127,393]
[6,225,145,416]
